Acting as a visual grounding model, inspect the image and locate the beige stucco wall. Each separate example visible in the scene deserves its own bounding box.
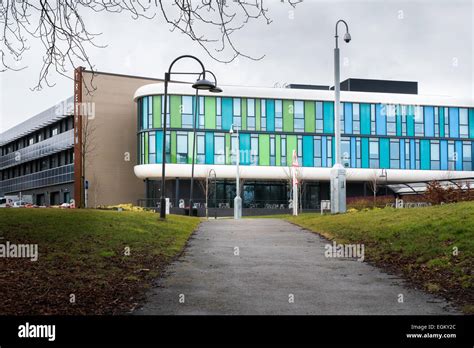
[81,71,162,207]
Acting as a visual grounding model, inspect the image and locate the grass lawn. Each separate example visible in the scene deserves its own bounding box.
[0,208,200,315]
[283,202,474,313]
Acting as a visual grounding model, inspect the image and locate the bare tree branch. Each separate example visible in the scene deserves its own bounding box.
[0,0,302,89]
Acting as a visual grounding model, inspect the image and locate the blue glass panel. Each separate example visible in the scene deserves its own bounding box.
[400,139,405,169]
[344,103,353,134]
[222,97,233,131]
[303,136,313,167]
[449,108,459,138]
[205,132,214,164]
[455,141,463,170]
[350,137,356,168]
[240,133,251,165]
[440,140,448,170]
[424,106,434,137]
[156,131,163,163]
[376,104,386,135]
[266,100,275,132]
[142,97,148,129]
[410,139,416,169]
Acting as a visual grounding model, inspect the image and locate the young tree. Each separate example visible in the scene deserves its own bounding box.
[367,169,379,207]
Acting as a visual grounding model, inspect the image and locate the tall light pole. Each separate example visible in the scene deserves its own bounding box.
[189,70,222,216]
[229,124,241,219]
[159,55,215,219]
[330,19,351,214]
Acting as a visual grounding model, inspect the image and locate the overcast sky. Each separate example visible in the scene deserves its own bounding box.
[0,0,472,133]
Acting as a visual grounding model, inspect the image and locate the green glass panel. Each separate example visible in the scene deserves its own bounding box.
[241,98,247,130]
[171,131,177,163]
[153,95,161,128]
[283,100,294,132]
[256,99,261,130]
[144,132,149,164]
[259,134,270,166]
[360,103,371,135]
[304,101,315,133]
[170,95,181,128]
[188,132,194,164]
[323,102,334,134]
[276,135,281,166]
[286,135,297,162]
[204,96,216,129]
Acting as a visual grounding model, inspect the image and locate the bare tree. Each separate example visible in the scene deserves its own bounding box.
[1,0,302,90]
[81,113,98,208]
[367,169,379,207]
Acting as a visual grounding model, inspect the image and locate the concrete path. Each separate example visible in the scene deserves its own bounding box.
[135,218,457,315]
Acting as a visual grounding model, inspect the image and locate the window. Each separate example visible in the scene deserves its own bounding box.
[181,96,194,128]
[444,108,450,137]
[198,96,205,129]
[251,134,259,165]
[281,135,287,166]
[149,133,156,163]
[195,133,205,164]
[370,104,376,134]
[460,108,469,138]
[177,133,188,164]
[52,127,58,136]
[390,139,400,169]
[434,107,439,137]
[352,104,360,134]
[28,137,34,146]
[448,141,456,170]
[314,136,322,167]
[315,102,323,133]
[233,98,241,128]
[261,99,267,131]
[369,139,379,168]
[463,142,472,170]
[270,135,276,166]
[327,137,333,167]
[386,105,396,136]
[414,106,424,136]
[231,134,238,165]
[216,97,222,129]
[415,140,420,169]
[275,100,283,131]
[247,99,256,130]
[430,141,440,170]
[294,101,304,132]
[341,138,350,167]
[214,134,225,164]
[161,95,171,128]
[356,138,361,168]
[401,105,407,136]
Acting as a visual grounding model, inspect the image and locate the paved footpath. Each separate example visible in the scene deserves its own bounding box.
[135,218,458,315]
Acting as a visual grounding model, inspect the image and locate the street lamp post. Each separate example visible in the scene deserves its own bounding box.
[330,19,351,214]
[189,70,222,216]
[159,55,215,219]
[229,124,241,219]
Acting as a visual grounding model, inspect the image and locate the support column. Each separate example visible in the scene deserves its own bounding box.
[175,177,180,206]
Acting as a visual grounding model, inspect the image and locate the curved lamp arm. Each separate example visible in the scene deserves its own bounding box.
[166,54,206,81]
[199,69,218,86]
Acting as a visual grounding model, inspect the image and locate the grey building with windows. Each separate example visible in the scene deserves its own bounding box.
[0,97,75,205]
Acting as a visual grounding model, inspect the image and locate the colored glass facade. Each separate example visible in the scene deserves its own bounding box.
[137,95,474,172]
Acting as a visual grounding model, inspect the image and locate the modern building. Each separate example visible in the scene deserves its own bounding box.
[1,68,473,212]
[134,80,474,210]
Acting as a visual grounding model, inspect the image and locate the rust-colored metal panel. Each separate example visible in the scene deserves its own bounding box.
[73,67,84,208]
